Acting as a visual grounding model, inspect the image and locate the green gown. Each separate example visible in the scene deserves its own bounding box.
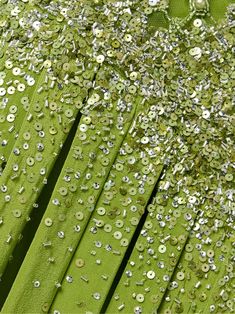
[0,0,234,313]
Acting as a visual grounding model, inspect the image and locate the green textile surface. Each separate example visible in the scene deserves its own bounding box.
[0,0,234,313]
[2,65,144,313]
